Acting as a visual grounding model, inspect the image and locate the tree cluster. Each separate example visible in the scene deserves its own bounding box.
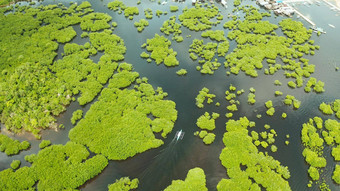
[178,3,221,31]
[218,117,291,190]
[0,134,30,155]
[164,168,208,191]
[195,87,216,108]
[108,177,139,191]
[134,19,149,32]
[301,116,340,186]
[160,16,183,43]
[69,64,178,160]
[0,142,108,190]
[141,34,179,67]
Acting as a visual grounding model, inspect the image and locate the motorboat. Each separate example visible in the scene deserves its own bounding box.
[310,25,326,34]
[329,24,335,28]
[174,130,184,141]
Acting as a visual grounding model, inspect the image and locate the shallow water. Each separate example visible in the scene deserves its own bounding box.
[1,0,340,190]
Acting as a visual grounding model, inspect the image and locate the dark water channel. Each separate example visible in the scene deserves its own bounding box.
[1,0,340,190]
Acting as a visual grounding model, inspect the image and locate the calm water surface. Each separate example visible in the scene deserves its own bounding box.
[1,0,340,190]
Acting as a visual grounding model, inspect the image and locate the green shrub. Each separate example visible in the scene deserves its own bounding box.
[10,160,21,170]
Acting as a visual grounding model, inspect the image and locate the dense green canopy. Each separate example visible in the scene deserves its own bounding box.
[0,142,108,190]
[0,1,126,138]
[218,117,291,190]
[164,168,208,191]
[301,116,340,186]
[108,177,139,191]
[0,134,30,155]
[142,34,179,67]
[69,64,178,160]
[195,87,216,108]
[178,3,221,31]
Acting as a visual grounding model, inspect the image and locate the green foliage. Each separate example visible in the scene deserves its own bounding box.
[0,167,36,190]
[203,133,216,145]
[69,66,177,160]
[279,18,312,44]
[201,30,227,42]
[271,145,278,152]
[0,2,126,137]
[264,124,271,129]
[218,117,291,190]
[318,99,340,119]
[234,0,241,6]
[332,146,340,161]
[319,182,331,191]
[293,99,301,109]
[189,39,224,74]
[39,140,51,149]
[282,113,287,119]
[89,30,126,61]
[195,87,216,108]
[223,7,321,86]
[176,69,187,76]
[196,112,219,131]
[178,4,220,31]
[140,52,150,59]
[164,168,208,191]
[275,91,283,96]
[71,109,83,125]
[247,93,256,105]
[124,7,139,18]
[265,100,273,109]
[274,80,282,86]
[52,30,125,108]
[287,81,296,88]
[0,134,30,155]
[160,16,183,42]
[80,13,112,32]
[144,8,153,19]
[308,166,319,181]
[0,0,11,6]
[227,104,238,112]
[300,116,340,186]
[319,102,333,115]
[304,77,325,93]
[142,34,179,67]
[134,19,149,32]
[0,142,108,190]
[283,95,301,110]
[108,1,139,19]
[303,148,327,168]
[1,62,71,137]
[108,0,126,11]
[170,6,179,12]
[108,177,139,191]
[333,165,340,184]
[226,113,233,118]
[10,160,21,170]
[199,130,208,139]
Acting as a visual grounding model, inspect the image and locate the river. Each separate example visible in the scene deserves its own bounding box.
[1,0,340,190]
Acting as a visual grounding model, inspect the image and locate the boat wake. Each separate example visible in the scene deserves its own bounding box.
[139,130,185,190]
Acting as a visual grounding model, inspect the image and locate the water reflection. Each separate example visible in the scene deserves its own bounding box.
[1,0,340,190]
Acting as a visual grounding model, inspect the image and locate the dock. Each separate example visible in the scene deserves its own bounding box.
[322,0,340,12]
[286,4,316,26]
